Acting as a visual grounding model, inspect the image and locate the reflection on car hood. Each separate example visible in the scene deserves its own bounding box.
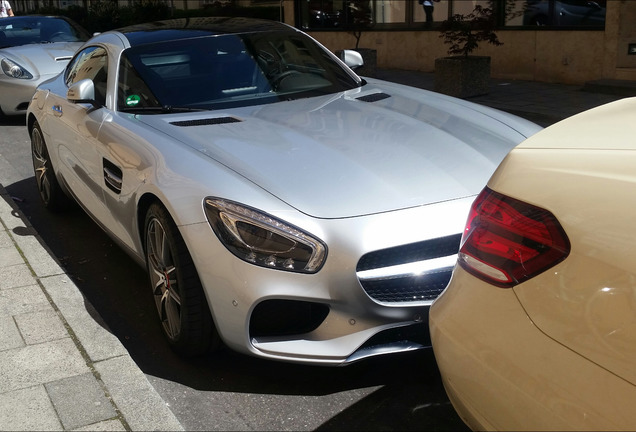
[138,82,538,218]
[0,42,82,76]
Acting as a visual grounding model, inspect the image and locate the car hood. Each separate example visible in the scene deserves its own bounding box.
[138,82,539,218]
[0,42,82,76]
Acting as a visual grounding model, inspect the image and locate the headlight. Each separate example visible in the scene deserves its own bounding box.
[1,58,33,79]
[204,198,327,273]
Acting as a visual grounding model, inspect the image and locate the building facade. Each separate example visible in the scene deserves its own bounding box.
[284,0,636,85]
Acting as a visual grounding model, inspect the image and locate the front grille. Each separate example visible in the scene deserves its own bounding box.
[356,234,461,304]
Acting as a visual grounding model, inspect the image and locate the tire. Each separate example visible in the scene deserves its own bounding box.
[30,120,71,212]
[144,202,220,356]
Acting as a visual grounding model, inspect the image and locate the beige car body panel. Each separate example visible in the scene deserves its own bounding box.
[431,268,636,431]
[431,97,636,430]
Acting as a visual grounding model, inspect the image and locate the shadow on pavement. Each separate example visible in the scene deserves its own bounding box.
[0,115,26,126]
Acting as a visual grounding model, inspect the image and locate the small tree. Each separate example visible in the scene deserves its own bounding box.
[345,0,374,49]
[439,5,502,57]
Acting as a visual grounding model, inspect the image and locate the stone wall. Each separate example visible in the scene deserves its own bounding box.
[310,29,606,85]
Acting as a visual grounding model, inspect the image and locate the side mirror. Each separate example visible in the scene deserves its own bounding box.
[67,78,100,108]
[339,49,364,70]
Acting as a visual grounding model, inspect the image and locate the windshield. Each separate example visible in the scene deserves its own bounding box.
[0,16,90,48]
[117,31,361,112]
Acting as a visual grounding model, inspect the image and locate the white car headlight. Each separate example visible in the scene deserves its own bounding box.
[204,198,327,273]
[1,58,33,79]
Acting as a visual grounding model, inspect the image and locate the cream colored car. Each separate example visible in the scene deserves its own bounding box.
[430,97,636,430]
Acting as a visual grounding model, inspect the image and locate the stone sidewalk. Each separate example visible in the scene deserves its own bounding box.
[0,185,183,431]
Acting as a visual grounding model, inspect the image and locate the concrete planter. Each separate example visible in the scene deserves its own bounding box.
[434,56,491,98]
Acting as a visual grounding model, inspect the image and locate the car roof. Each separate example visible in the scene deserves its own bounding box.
[114,17,296,47]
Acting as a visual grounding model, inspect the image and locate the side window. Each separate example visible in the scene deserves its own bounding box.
[65,46,109,107]
[117,53,162,110]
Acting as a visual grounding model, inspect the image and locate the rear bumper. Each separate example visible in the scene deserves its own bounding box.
[429,267,636,431]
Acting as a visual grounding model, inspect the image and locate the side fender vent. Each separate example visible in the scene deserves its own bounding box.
[170,117,242,127]
[356,93,391,103]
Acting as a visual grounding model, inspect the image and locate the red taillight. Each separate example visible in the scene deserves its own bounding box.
[459,187,570,288]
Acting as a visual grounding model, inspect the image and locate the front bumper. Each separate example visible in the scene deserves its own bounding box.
[0,74,53,115]
[182,197,472,365]
[429,267,636,430]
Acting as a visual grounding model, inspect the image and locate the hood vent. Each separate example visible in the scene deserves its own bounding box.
[55,56,73,62]
[356,93,391,103]
[170,117,242,127]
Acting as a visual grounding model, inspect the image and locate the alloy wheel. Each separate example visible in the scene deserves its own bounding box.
[31,126,54,206]
[146,217,182,340]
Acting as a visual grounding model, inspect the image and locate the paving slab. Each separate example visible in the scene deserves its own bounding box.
[0,228,13,248]
[0,338,89,394]
[0,284,52,317]
[73,419,127,431]
[0,262,34,290]
[0,244,24,267]
[0,314,25,351]
[0,385,62,431]
[45,373,118,430]
[14,309,68,345]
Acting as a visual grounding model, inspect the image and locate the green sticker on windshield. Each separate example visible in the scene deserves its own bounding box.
[125,95,141,106]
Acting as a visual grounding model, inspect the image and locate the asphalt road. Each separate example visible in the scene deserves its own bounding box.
[0,115,468,431]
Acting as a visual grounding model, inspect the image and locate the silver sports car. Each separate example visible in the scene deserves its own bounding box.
[0,15,89,118]
[27,17,541,365]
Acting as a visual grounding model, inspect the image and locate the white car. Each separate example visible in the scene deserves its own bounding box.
[430,97,636,429]
[27,17,540,365]
[0,15,89,118]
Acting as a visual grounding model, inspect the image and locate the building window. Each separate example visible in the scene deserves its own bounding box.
[520,0,605,27]
[296,0,605,30]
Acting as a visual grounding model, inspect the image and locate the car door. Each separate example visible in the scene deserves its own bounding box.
[47,45,113,225]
